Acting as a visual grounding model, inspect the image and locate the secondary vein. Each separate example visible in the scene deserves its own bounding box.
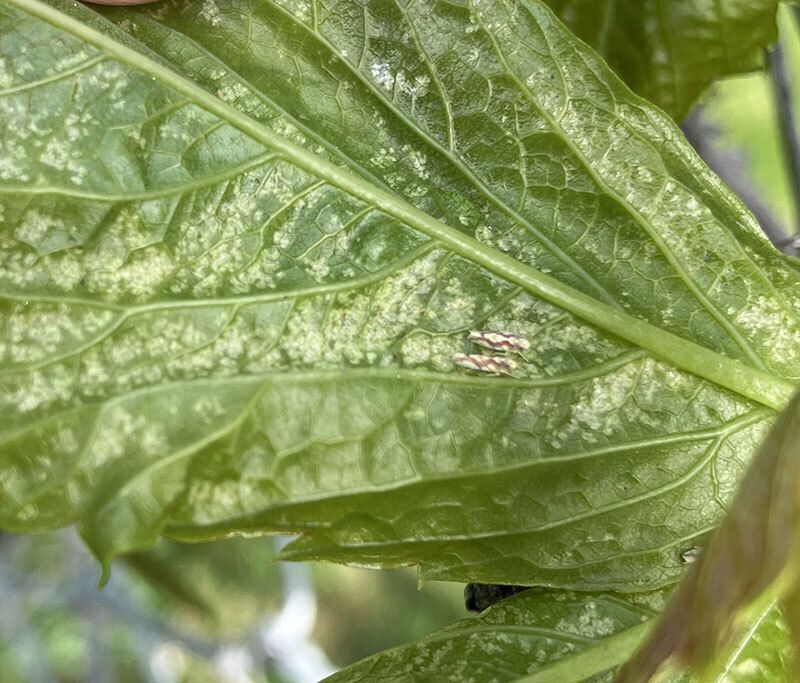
[9,0,797,410]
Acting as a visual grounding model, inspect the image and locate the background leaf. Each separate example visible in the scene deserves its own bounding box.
[1,0,799,593]
[543,0,780,121]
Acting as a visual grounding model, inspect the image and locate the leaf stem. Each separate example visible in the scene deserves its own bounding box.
[9,0,797,410]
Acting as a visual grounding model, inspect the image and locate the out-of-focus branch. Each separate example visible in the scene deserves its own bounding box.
[681,106,799,257]
[768,36,800,246]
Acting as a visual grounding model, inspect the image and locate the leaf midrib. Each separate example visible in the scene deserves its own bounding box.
[114,1,619,308]
[478,5,765,370]
[531,0,800,327]
[8,0,796,410]
[256,0,618,305]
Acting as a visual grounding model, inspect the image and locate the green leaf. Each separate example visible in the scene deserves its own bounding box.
[699,604,794,683]
[619,389,800,680]
[328,592,793,682]
[542,0,780,120]
[325,588,663,683]
[1,0,799,591]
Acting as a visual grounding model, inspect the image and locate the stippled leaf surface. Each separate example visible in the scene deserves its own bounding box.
[543,0,780,120]
[702,605,794,683]
[326,588,663,683]
[327,594,793,682]
[1,0,800,588]
[619,389,800,681]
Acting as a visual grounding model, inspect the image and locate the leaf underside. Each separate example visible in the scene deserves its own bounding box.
[1,0,800,592]
[620,389,800,680]
[326,589,794,682]
[543,0,780,121]
[326,588,664,682]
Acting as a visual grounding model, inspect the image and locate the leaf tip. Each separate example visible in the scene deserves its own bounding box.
[97,560,112,589]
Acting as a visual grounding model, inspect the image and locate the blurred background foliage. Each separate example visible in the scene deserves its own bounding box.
[703,8,800,237]
[0,530,465,681]
[5,5,800,683]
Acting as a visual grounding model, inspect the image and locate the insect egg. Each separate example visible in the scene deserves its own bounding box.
[468,330,530,354]
[452,353,517,375]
